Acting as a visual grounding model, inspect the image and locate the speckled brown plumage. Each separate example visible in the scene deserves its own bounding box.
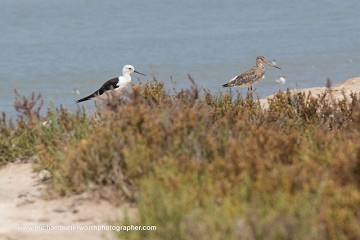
[222,56,280,88]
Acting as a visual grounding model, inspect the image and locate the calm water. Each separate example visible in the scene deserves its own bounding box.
[1,0,359,117]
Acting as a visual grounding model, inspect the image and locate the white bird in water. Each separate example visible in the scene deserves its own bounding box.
[72,88,80,96]
[76,65,145,103]
[270,59,277,66]
[275,76,287,84]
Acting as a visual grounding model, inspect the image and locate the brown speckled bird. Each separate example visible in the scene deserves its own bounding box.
[222,56,281,88]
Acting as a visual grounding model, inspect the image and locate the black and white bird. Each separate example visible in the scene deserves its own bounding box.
[76,65,145,103]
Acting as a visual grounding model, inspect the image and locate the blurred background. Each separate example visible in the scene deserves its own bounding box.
[1,0,359,117]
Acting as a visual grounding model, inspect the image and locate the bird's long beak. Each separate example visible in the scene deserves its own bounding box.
[264,60,281,69]
[134,70,146,76]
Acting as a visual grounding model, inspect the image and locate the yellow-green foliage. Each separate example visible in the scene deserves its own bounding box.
[0,91,43,164]
[0,114,36,164]
[0,92,91,167]
[2,81,360,239]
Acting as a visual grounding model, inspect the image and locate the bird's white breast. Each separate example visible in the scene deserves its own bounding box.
[116,76,131,89]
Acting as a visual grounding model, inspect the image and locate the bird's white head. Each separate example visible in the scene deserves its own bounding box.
[122,65,146,76]
[122,65,135,75]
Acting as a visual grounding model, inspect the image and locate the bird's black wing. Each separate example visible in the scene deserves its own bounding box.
[97,77,119,95]
[76,77,119,103]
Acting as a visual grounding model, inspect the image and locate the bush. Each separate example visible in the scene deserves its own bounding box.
[2,79,359,239]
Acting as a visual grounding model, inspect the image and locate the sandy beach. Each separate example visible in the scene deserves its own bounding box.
[0,160,136,240]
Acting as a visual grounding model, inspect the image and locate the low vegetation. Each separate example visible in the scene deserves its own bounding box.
[1,78,359,240]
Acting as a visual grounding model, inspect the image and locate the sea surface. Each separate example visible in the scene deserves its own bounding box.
[1,0,359,117]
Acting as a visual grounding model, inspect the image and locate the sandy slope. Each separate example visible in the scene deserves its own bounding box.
[0,161,134,240]
[259,77,360,108]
